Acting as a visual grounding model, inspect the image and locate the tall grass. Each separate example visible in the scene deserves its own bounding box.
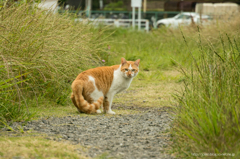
[103,16,240,157]
[0,2,106,123]
[172,24,240,157]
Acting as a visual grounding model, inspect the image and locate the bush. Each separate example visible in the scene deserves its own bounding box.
[0,2,106,123]
[172,27,240,157]
[104,1,126,11]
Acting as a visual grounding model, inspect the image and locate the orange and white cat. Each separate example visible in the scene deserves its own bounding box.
[71,58,140,114]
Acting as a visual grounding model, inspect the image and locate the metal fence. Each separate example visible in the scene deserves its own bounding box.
[75,18,150,32]
[59,10,180,28]
[90,10,180,20]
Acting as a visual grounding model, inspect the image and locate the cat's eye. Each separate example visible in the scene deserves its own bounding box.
[125,69,128,71]
[132,69,136,72]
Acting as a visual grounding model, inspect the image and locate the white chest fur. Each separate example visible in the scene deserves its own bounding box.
[108,66,133,95]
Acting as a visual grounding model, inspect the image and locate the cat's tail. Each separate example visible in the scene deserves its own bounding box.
[71,80,103,114]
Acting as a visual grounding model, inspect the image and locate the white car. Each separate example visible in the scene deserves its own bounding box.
[156,12,211,28]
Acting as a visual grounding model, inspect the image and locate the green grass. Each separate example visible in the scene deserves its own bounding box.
[171,25,240,157]
[101,17,240,158]
[0,135,88,159]
[0,2,107,123]
[1,1,240,158]
[103,27,200,71]
[25,102,140,120]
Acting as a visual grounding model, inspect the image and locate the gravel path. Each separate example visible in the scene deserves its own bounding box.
[2,105,174,159]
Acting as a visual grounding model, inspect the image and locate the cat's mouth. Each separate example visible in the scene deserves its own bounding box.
[127,74,133,78]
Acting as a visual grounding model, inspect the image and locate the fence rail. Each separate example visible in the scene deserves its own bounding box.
[59,10,180,21]
[75,18,150,32]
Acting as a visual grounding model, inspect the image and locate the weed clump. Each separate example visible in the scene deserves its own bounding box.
[0,3,105,122]
[172,27,240,157]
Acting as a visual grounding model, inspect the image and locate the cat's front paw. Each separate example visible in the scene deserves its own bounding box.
[107,110,116,115]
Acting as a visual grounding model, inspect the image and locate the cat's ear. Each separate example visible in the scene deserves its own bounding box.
[134,59,140,67]
[121,57,127,65]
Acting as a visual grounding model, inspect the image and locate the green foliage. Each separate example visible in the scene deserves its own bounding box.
[103,19,240,157]
[0,3,106,123]
[172,29,240,157]
[104,1,126,11]
[104,27,199,72]
[1,2,240,156]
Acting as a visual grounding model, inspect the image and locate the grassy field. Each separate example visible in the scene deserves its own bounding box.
[1,2,240,158]
[0,2,107,123]
[0,134,88,159]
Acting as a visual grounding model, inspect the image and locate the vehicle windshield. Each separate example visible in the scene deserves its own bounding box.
[174,13,195,19]
[173,14,181,19]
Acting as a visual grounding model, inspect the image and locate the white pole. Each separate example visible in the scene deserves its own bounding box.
[85,0,88,17]
[89,0,92,18]
[86,0,92,18]
[114,20,120,27]
[138,7,141,30]
[146,20,149,32]
[99,0,103,10]
[132,7,135,29]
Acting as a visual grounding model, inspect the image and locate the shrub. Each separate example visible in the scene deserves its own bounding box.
[0,2,106,123]
[172,27,240,157]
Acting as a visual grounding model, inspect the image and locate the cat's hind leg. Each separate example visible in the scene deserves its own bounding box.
[89,92,103,114]
[90,96,103,114]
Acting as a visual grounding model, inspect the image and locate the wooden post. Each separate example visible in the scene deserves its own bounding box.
[132,7,135,29]
[99,0,103,10]
[138,7,141,31]
[143,0,147,12]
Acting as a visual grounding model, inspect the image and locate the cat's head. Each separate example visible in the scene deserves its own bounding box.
[120,58,140,78]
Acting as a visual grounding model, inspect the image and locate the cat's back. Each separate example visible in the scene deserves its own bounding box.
[73,65,120,95]
[76,65,119,80]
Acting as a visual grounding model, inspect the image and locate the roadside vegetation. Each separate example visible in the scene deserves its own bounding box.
[0,134,87,159]
[102,18,240,158]
[0,1,240,158]
[0,2,107,123]
[172,23,240,158]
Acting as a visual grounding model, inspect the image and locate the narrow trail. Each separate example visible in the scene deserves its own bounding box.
[3,104,174,159]
[3,71,182,158]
